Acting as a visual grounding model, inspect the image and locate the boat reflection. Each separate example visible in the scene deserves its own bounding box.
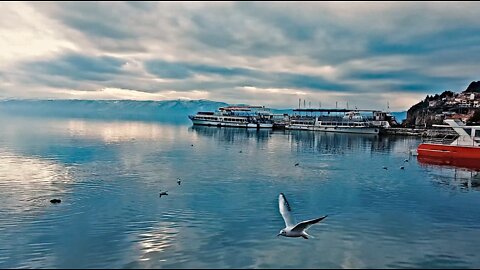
[418,156,480,191]
[288,129,379,154]
[190,125,419,156]
[417,156,480,171]
[189,125,272,144]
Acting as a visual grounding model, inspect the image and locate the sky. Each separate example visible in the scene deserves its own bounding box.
[0,2,479,111]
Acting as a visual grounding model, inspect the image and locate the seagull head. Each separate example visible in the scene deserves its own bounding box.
[277,229,287,237]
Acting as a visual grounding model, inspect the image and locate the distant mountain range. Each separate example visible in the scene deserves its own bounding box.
[0,99,408,123]
[0,99,228,123]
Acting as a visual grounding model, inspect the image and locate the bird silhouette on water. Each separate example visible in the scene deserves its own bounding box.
[294,163,299,167]
[400,166,405,170]
[383,166,388,170]
[50,199,61,204]
[404,159,409,162]
[159,191,168,198]
[177,178,181,185]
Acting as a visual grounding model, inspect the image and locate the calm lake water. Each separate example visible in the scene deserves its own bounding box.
[1,115,480,269]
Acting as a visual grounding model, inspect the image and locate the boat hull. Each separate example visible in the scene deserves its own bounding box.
[417,143,480,159]
[285,125,379,134]
[190,118,273,128]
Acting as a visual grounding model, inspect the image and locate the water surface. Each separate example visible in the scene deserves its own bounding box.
[0,115,479,268]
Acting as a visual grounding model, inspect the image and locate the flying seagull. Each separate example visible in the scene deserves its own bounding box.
[277,193,327,239]
[159,191,168,198]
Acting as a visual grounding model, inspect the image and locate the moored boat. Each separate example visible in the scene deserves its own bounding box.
[417,119,480,160]
[285,111,380,134]
[188,106,274,128]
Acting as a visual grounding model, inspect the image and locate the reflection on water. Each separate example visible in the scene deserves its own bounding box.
[191,125,419,156]
[418,156,480,191]
[0,149,73,214]
[136,221,179,261]
[1,116,480,268]
[66,119,185,143]
[418,156,480,171]
[190,125,272,145]
[0,148,76,268]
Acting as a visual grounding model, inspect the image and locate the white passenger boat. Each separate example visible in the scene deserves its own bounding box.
[188,106,274,128]
[285,111,380,134]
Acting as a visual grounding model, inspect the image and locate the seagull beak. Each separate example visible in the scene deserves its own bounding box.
[276,233,281,237]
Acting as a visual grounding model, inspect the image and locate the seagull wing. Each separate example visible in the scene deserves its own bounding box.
[291,215,328,232]
[279,193,295,227]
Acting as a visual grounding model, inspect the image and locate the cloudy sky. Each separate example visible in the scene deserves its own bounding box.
[0,2,479,110]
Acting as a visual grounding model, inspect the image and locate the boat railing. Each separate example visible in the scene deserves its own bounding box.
[314,121,374,128]
[421,134,458,145]
[452,135,480,146]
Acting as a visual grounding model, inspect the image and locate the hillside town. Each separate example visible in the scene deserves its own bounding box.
[405,81,480,127]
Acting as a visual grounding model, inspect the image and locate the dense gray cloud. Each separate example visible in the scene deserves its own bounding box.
[0,2,479,110]
[26,53,127,81]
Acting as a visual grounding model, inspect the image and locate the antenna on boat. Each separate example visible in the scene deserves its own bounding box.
[298,98,301,109]
[335,101,338,109]
[347,102,349,110]
[304,99,306,108]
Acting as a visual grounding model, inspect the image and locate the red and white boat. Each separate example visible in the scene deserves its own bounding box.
[417,119,480,160]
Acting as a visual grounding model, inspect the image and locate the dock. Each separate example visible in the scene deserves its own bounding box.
[382,127,458,137]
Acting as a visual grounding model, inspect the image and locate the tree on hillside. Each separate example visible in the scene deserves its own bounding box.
[465,81,480,93]
[467,110,480,125]
[440,91,455,98]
